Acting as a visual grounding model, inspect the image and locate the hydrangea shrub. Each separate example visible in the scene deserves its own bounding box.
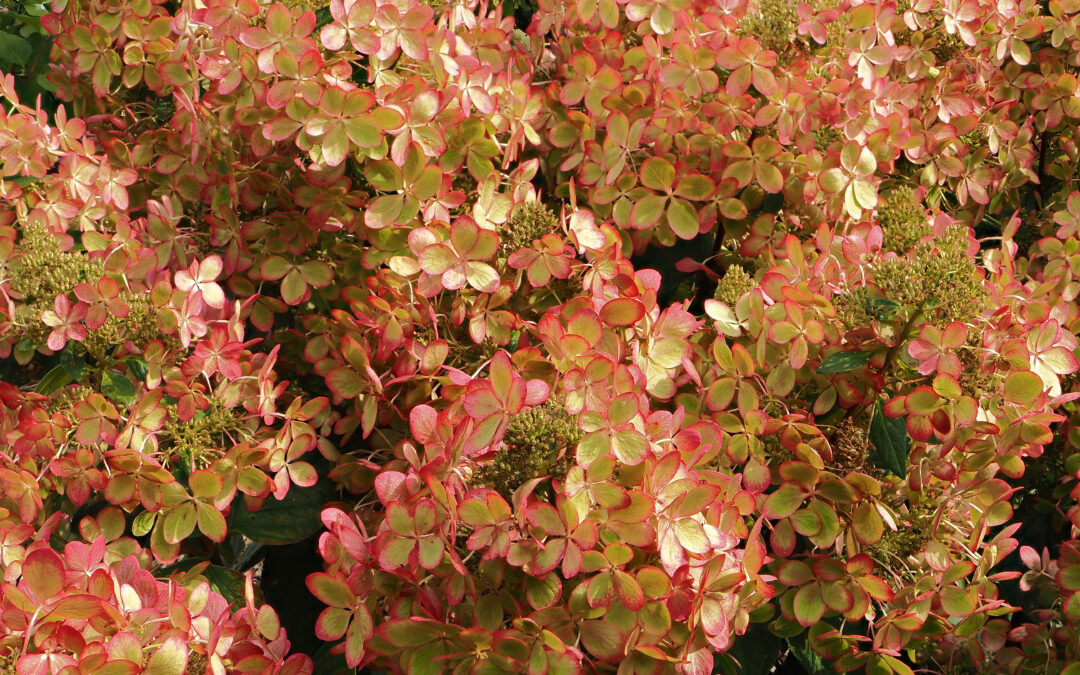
[2,0,1080,673]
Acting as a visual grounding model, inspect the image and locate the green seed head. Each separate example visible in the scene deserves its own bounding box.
[738,0,799,60]
[878,187,931,254]
[473,400,580,499]
[162,397,249,473]
[501,202,559,256]
[713,265,755,307]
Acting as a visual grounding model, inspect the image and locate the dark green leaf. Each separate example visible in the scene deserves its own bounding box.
[153,559,243,609]
[314,5,334,30]
[101,371,137,406]
[60,348,85,380]
[35,364,72,395]
[34,72,56,95]
[726,623,784,675]
[407,642,448,675]
[6,176,40,186]
[0,33,32,68]
[869,399,909,478]
[228,536,266,572]
[817,350,870,374]
[24,3,51,18]
[10,13,45,32]
[201,564,245,609]
[768,614,804,639]
[15,339,36,364]
[311,643,357,675]
[864,297,900,321]
[228,481,333,545]
[787,632,833,675]
[124,356,148,382]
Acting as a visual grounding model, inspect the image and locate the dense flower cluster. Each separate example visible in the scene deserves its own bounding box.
[1,0,1080,672]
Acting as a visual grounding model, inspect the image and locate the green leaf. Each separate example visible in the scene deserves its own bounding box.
[326,366,365,399]
[639,157,675,191]
[725,623,784,675]
[869,399,909,478]
[201,564,245,609]
[144,636,187,675]
[852,180,877,210]
[757,162,784,193]
[196,502,228,542]
[722,159,754,187]
[762,484,805,519]
[60,348,85,380]
[576,431,609,468]
[380,618,438,648]
[525,574,561,609]
[280,269,308,305]
[308,572,356,608]
[787,632,833,675]
[364,194,404,229]
[599,298,645,327]
[132,510,156,537]
[123,356,148,382]
[940,586,976,617]
[311,643,357,675]
[407,643,447,675]
[466,152,495,181]
[611,429,648,465]
[163,503,198,544]
[629,194,666,229]
[35,364,73,395]
[364,159,402,191]
[674,174,715,201]
[769,615,805,639]
[817,350,870,374]
[1059,564,1080,591]
[818,168,847,193]
[22,548,64,601]
[851,502,883,545]
[345,116,383,148]
[793,584,825,627]
[1004,370,1044,406]
[14,338,34,364]
[228,480,333,545]
[465,261,499,292]
[0,32,32,67]
[102,371,138,406]
[666,198,700,240]
[189,470,223,499]
[579,620,624,661]
[314,5,334,30]
[865,298,900,321]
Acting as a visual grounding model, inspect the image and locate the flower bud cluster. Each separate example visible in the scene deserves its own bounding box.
[163,398,249,473]
[9,225,101,305]
[713,264,755,306]
[472,400,580,499]
[878,187,931,253]
[873,226,986,327]
[9,226,101,346]
[871,502,934,563]
[0,649,15,674]
[81,292,160,363]
[738,0,799,58]
[500,202,559,256]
